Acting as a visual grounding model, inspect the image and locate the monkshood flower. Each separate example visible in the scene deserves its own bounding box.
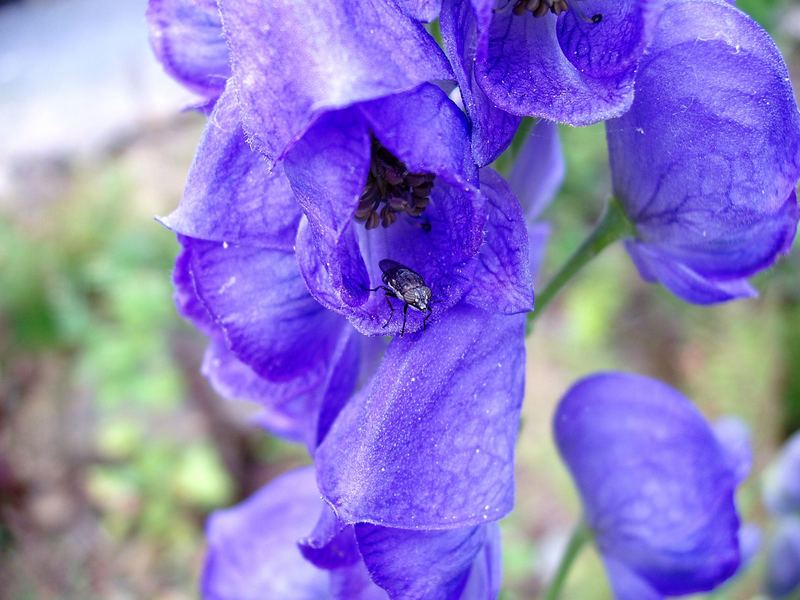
[163,84,360,449]
[554,372,750,599]
[765,516,800,600]
[203,466,503,599]
[440,0,654,164]
[763,431,800,516]
[146,0,230,106]
[606,0,800,304]
[217,0,537,336]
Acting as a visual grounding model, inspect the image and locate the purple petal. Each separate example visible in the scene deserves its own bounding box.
[295,177,485,336]
[607,0,800,303]
[284,109,372,243]
[602,555,662,600]
[299,506,362,570]
[508,120,565,222]
[316,305,525,528]
[473,0,652,125]
[440,0,521,165]
[354,524,489,599]
[527,223,551,287]
[763,432,800,515]
[330,561,389,600]
[160,84,300,250]
[766,517,800,599]
[202,327,358,448]
[218,0,451,167]
[359,84,479,188]
[465,168,534,314]
[180,237,345,382]
[624,240,760,304]
[461,523,503,600]
[202,467,328,600]
[173,244,215,335]
[713,416,752,484]
[146,0,229,100]
[554,372,743,596]
[394,0,442,22]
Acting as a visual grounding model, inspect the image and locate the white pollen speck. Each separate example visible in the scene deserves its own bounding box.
[635,127,645,135]
[410,377,416,382]
[222,241,229,249]
[484,505,490,510]
[380,467,385,472]
[475,448,480,454]
[218,276,236,294]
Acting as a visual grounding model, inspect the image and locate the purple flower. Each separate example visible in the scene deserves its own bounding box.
[440,0,654,163]
[554,372,750,599]
[146,0,230,105]
[163,84,359,448]
[607,0,800,304]
[765,516,800,600]
[203,466,502,599]
[764,432,800,516]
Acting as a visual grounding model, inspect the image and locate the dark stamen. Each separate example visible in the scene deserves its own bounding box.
[355,137,436,230]
[511,0,602,23]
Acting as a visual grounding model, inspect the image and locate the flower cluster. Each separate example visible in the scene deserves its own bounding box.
[146,0,800,598]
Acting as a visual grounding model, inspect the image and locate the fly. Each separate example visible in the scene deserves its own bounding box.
[368,259,433,336]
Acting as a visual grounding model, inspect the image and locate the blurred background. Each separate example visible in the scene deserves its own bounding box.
[1,0,799,598]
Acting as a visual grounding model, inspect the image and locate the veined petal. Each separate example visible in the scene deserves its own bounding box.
[473,0,652,125]
[160,84,300,250]
[354,524,489,599]
[218,0,452,167]
[202,467,328,600]
[608,0,800,303]
[554,372,743,597]
[440,0,521,165]
[359,84,479,189]
[316,305,525,528]
[146,0,229,100]
[180,237,345,383]
[763,432,800,515]
[394,0,442,22]
[465,169,534,314]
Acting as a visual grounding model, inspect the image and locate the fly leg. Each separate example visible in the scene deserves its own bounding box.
[400,303,409,336]
[423,306,432,331]
[382,293,396,329]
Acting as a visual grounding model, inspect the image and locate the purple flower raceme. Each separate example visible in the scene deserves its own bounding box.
[554,373,751,600]
[203,466,503,600]
[607,0,800,304]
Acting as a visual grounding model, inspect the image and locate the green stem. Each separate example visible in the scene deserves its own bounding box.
[528,198,632,332]
[543,520,592,600]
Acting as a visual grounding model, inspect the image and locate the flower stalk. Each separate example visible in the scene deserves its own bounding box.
[543,519,591,600]
[528,198,632,332]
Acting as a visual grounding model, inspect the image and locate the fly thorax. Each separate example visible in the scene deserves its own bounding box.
[355,136,435,230]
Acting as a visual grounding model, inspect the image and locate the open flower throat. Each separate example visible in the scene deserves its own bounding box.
[355,137,435,230]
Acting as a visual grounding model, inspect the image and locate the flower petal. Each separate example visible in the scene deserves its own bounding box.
[554,372,743,596]
[160,84,300,250]
[473,0,652,125]
[202,467,329,600]
[766,517,800,599]
[465,169,534,314]
[316,305,525,528]
[763,432,800,515]
[218,0,451,166]
[146,0,229,100]
[359,84,479,188]
[180,237,345,382]
[394,0,441,22]
[284,109,372,243]
[607,0,800,303]
[440,0,521,165]
[713,416,752,485]
[354,523,490,599]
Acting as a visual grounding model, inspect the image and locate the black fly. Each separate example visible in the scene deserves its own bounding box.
[367,259,433,336]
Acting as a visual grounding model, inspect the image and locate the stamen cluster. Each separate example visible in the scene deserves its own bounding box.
[513,0,569,18]
[355,138,435,229]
